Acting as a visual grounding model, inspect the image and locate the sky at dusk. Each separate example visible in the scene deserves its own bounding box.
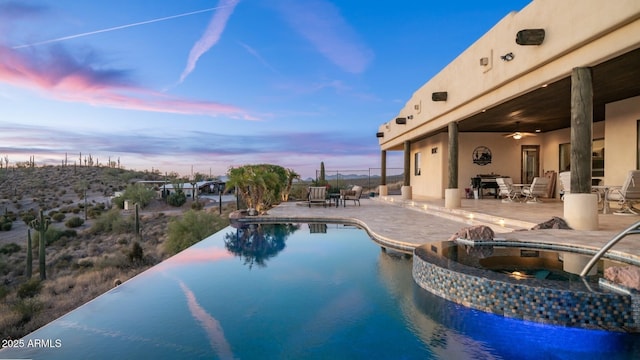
[0,0,531,179]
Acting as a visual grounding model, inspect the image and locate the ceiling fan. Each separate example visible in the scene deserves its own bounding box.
[503,121,537,140]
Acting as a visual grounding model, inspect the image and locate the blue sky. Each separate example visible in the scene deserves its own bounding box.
[0,0,531,178]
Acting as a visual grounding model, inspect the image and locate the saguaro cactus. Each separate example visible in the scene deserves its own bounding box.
[26,229,33,278]
[30,210,50,280]
[135,203,140,237]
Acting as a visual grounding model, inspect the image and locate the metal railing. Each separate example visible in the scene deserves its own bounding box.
[580,221,640,276]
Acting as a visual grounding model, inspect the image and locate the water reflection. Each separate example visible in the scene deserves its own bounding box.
[179,281,234,360]
[223,223,299,268]
[376,251,498,359]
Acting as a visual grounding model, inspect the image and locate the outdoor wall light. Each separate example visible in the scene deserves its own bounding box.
[479,57,489,66]
[407,115,414,120]
[395,117,407,124]
[376,132,384,138]
[431,92,448,101]
[501,52,515,61]
[516,29,545,46]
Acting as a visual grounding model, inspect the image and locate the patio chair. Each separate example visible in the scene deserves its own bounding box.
[607,170,640,215]
[496,177,519,202]
[559,171,571,200]
[340,185,363,206]
[522,176,549,203]
[307,186,327,207]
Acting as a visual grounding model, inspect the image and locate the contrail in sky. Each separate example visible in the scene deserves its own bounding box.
[13,6,228,49]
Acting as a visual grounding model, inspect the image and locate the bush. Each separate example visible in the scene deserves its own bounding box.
[0,243,20,255]
[65,216,85,228]
[52,212,66,222]
[90,209,133,234]
[167,191,187,207]
[165,210,227,255]
[191,200,204,210]
[17,279,42,299]
[21,212,36,225]
[128,242,144,264]
[1,221,11,231]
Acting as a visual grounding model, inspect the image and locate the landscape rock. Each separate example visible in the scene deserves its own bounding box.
[448,225,494,241]
[531,216,572,230]
[604,266,640,291]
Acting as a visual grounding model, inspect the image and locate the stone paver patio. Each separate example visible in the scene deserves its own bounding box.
[259,196,640,263]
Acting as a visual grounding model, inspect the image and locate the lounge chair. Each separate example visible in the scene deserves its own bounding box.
[340,185,363,206]
[607,170,640,215]
[522,176,549,203]
[496,177,519,202]
[307,186,327,207]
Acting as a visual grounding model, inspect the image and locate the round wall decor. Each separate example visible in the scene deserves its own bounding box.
[472,146,492,165]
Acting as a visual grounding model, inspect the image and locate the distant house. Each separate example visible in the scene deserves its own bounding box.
[160,181,225,198]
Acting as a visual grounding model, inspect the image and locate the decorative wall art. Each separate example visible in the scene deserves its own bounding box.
[472,146,492,166]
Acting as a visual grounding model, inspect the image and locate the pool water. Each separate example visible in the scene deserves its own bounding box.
[2,223,639,359]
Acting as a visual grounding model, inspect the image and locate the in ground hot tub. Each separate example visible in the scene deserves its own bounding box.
[413,239,640,332]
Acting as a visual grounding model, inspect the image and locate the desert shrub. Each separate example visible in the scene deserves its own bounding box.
[17,279,42,299]
[65,216,84,228]
[112,196,125,209]
[165,210,227,255]
[128,242,144,264]
[0,243,20,255]
[167,190,187,207]
[0,284,8,300]
[5,212,17,221]
[21,211,36,225]
[33,227,76,246]
[119,183,156,208]
[191,200,204,210]
[13,298,42,323]
[90,209,133,234]
[1,221,11,231]
[52,212,66,222]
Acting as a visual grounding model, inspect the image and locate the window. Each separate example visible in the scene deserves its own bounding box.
[414,152,421,176]
[559,139,604,177]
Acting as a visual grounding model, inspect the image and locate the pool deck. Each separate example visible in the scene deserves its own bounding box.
[260,196,640,263]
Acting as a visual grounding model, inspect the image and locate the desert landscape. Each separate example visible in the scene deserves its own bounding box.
[0,164,233,339]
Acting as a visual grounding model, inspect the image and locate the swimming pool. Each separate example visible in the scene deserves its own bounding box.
[2,223,639,359]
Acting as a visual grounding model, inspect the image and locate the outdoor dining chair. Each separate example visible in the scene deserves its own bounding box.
[522,176,549,203]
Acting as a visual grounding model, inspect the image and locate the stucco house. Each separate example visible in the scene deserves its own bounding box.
[377,0,640,230]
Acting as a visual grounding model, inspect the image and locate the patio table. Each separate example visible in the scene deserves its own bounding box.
[328,193,341,208]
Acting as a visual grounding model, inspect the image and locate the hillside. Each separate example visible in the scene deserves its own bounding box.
[0,165,231,339]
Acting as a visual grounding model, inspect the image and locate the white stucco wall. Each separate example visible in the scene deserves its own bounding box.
[605,96,640,185]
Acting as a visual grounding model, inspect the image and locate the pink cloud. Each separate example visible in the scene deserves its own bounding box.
[0,44,255,119]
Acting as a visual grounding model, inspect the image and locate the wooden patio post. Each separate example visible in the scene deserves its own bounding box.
[445,122,461,208]
[565,66,598,230]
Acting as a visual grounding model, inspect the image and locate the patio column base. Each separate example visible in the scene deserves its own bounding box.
[379,185,388,196]
[564,193,599,230]
[562,253,597,276]
[445,188,461,209]
[401,186,412,200]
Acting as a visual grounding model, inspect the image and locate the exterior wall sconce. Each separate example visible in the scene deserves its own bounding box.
[501,52,515,61]
[414,104,420,110]
[407,115,414,120]
[395,117,407,124]
[516,29,545,45]
[432,92,448,101]
[376,132,384,138]
[479,57,489,66]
